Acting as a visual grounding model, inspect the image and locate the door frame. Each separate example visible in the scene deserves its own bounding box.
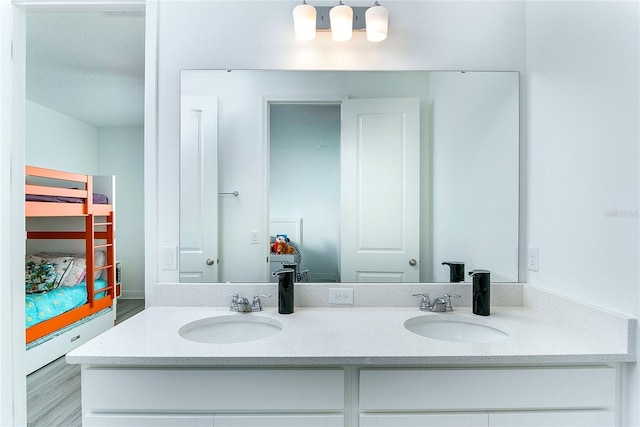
[2,1,157,425]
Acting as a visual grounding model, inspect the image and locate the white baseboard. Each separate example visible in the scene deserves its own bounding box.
[120,290,145,300]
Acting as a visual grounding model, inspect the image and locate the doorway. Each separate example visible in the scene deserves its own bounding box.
[25,9,146,299]
[21,4,146,426]
[269,103,342,282]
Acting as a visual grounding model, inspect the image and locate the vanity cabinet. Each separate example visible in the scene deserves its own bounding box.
[81,365,618,427]
[81,367,345,426]
[359,367,616,427]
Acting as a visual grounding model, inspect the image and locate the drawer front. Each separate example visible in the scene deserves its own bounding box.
[84,414,214,427]
[489,410,615,427]
[359,366,616,411]
[360,413,488,427]
[215,414,344,426]
[83,368,344,412]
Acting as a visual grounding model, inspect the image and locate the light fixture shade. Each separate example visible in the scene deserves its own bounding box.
[293,3,317,41]
[365,4,388,42]
[330,4,353,42]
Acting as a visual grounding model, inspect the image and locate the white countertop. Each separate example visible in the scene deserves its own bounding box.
[66,304,635,366]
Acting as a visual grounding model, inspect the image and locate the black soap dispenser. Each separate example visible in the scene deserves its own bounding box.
[442,261,465,282]
[273,268,295,314]
[469,269,490,316]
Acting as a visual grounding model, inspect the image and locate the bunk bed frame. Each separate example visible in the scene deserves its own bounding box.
[25,165,117,374]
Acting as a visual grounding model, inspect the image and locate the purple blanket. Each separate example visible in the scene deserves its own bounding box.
[26,193,109,204]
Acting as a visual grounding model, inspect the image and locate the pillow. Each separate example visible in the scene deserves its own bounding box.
[25,261,57,293]
[26,254,74,287]
[60,250,107,286]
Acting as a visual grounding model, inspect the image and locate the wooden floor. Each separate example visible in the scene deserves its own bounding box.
[27,299,145,427]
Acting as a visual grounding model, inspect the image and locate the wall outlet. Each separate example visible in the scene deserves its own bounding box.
[329,288,354,305]
[528,246,539,272]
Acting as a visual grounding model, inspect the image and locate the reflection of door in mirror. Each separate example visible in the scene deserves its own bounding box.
[179,95,219,282]
[341,98,420,282]
[269,98,420,283]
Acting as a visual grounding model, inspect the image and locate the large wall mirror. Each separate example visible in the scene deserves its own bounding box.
[180,70,519,284]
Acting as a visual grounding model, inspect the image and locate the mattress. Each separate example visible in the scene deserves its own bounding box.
[25,193,109,204]
[25,279,108,328]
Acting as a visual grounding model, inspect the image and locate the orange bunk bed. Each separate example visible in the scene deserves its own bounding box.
[25,165,117,374]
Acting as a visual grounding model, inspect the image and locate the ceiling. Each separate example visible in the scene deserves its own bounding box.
[26,11,145,128]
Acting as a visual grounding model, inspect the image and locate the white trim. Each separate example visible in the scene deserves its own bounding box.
[1,4,26,426]
[143,0,159,307]
[120,290,146,300]
[12,0,144,12]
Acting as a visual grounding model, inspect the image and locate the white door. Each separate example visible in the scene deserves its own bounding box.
[179,95,219,282]
[341,98,420,282]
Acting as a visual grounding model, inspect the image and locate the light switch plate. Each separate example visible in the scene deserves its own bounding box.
[161,246,177,271]
[528,246,539,272]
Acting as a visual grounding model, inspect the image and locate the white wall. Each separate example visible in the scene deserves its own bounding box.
[25,101,100,255]
[26,100,98,173]
[524,1,640,425]
[430,71,519,282]
[98,127,145,299]
[154,0,526,290]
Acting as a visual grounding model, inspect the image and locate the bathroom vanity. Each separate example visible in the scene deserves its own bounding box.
[67,285,635,427]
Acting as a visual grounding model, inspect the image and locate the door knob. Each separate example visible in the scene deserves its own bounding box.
[206,258,215,266]
[409,259,417,267]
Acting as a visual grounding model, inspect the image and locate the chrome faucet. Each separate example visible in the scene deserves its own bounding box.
[413,293,460,312]
[229,293,271,312]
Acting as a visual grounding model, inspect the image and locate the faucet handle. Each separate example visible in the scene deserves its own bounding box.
[252,293,271,311]
[225,293,240,311]
[412,293,431,311]
[443,294,461,311]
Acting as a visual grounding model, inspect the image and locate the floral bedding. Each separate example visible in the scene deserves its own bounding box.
[25,279,108,328]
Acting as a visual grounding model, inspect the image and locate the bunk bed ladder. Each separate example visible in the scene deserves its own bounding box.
[86,211,116,305]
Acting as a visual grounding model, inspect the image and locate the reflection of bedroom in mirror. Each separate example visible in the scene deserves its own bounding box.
[269,104,341,283]
[179,70,520,284]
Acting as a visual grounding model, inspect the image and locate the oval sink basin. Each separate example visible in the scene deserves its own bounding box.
[404,315,510,343]
[179,315,283,344]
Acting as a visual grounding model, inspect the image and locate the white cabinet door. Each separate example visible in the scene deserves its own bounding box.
[341,97,421,282]
[360,413,488,427]
[214,414,343,426]
[84,414,214,427]
[489,411,615,427]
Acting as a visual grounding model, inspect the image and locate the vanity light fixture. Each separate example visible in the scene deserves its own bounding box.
[330,1,353,42]
[365,2,389,42]
[293,1,317,41]
[292,1,389,43]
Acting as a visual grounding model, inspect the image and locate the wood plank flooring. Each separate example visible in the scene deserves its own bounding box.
[27,299,145,427]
